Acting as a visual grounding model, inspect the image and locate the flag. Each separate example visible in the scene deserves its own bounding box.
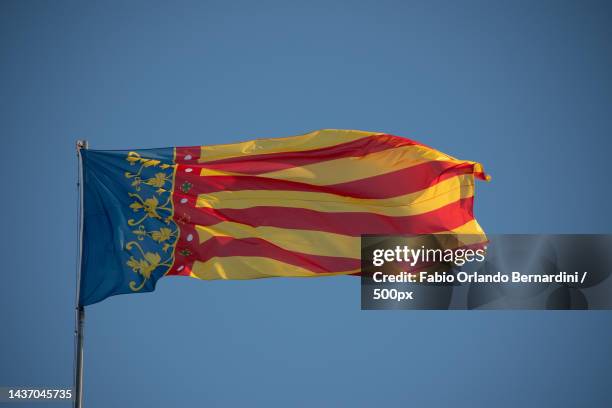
[79,129,489,305]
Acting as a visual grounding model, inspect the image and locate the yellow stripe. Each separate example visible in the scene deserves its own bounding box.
[196,223,358,259]
[199,129,379,163]
[448,219,486,237]
[190,256,358,280]
[435,219,488,249]
[196,175,474,216]
[253,144,461,185]
[194,218,486,263]
[200,142,472,187]
[195,220,486,259]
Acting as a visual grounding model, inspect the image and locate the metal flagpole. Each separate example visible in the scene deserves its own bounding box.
[74,140,88,408]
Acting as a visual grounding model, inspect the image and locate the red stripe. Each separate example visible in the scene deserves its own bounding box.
[196,134,423,174]
[169,146,483,278]
[176,197,476,236]
[474,171,488,181]
[183,161,475,199]
[190,236,359,273]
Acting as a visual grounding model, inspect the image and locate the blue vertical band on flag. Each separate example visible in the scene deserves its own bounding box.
[80,148,175,306]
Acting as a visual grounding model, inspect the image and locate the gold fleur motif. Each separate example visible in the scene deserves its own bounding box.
[146,172,168,188]
[151,227,173,243]
[143,196,160,219]
[124,151,178,291]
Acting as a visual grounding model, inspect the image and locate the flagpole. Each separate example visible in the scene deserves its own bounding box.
[74,140,88,408]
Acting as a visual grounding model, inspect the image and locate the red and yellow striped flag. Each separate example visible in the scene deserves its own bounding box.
[79,129,489,304]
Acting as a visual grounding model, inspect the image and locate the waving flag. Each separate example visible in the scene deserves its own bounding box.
[79,129,489,305]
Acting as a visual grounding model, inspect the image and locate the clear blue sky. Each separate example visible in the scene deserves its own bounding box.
[2,0,612,406]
